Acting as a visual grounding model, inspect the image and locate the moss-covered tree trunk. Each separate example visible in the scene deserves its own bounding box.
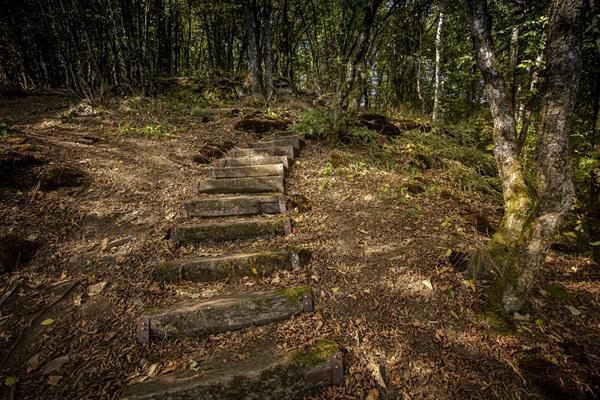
[466,0,586,313]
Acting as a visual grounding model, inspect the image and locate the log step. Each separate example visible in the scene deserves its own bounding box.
[135,286,314,342]
[207,164,285,179]
[154,250,300,283]
[122,340,343,400]
[170,218,292,244]
[230,146,296,160]
[182,195,286,217]
[198,176,284,194]
[251,136,304,151]
[220,155,292,168]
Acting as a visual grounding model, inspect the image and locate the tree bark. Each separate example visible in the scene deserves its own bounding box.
[244,0,261,98]
[467,0,586,313]
[263,0,274,101]
[432,3,444,121]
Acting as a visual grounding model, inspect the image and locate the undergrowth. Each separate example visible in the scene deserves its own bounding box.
[297,108,502,202]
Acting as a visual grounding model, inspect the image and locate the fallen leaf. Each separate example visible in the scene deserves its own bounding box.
[450,310,459,319]
[251,266,258,275]
[461,279,476,292]
[4,376,18,387]
[566,305,582,316]
[42,355,69,375]
[146,363,160,378]
[330,287,340,294]
[367,361,387,389]
[40,318,55,326]
[161,362,177,374]
[47,375,63,386]
[366,388,379,400]
[27,353,41,372]
[422,279,433,291]
[87,281,107,297]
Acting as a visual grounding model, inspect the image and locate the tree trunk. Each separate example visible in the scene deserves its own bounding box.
[432,4,444,121]
[244,0,261,98]
[263,0,274,102]
[466,0,586,313]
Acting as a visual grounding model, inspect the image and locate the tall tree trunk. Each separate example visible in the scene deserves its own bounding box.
[590,29,600,263]
[337,0,382,112]
[508,27,519,112]
[244,0,261,98]
[466,0,586,313]
[263,0,274,101]
[432,4,444,121]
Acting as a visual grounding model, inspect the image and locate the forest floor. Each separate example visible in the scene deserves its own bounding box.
[0,91,599,400]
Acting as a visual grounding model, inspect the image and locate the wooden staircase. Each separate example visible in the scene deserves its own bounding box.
[125,132,344,399]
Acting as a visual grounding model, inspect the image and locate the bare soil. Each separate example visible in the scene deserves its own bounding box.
[0,93,598,400]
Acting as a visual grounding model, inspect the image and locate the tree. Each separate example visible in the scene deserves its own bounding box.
[432,1,444,121]
[466,0,587,313]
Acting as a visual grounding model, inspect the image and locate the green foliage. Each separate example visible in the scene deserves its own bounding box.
[118,123,172,139]
[292,109,377,143]
[398,128,501,202]
[291,109,335,140]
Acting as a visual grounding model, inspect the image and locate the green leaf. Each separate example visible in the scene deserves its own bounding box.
[4,376,18,387]
[590,241,600,247]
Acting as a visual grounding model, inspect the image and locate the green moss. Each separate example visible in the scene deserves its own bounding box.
[278,285,312,305]
[544,284,571,302]
[477,310,516,335]
[292,340,340,367]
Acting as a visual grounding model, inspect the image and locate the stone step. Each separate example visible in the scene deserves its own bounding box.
[251,136,304,151]
[230,146,296,160]
[122,340,343,400]
[170,218,292,244]
[154,250,300,283]
[220,155,292,168]
[198,176,284,194]
[182,195,286,217]
[207,164,285,179]
[135,286,314,343]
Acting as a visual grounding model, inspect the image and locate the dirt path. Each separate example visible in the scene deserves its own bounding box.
[1,94,599,399]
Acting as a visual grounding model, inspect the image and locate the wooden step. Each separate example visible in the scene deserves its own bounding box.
[170,218,292,244]
[198,176,284,194]
[122,340,343,400]
[154,250,300,283]
[251,136,304,151]
[182,195,286,217]
[135,286,314,343]
[230,146,296,160]
[220,155,292,168]
[207,164,285,179]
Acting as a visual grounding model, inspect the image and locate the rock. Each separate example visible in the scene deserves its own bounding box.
[234,114,289,133]
[313,93,336,108]
[0,233,38,274]
[40,165,85,190]
[356,113,400,136]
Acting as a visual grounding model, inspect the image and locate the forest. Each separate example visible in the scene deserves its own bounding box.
[0,0,599,399]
